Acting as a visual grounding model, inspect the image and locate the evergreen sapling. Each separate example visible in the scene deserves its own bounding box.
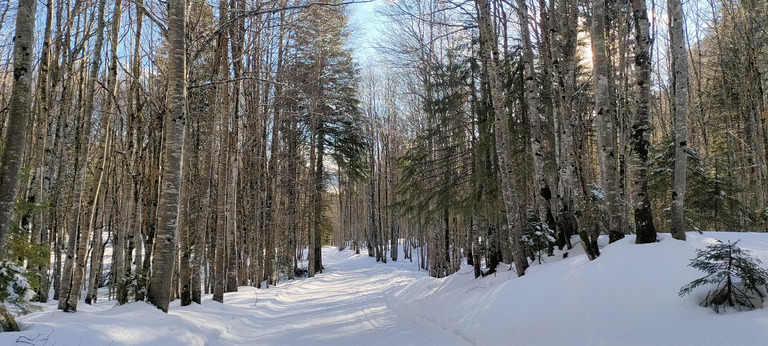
[679,240,768,312]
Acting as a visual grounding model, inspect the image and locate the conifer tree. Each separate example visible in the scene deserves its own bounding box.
[679,240,768,312]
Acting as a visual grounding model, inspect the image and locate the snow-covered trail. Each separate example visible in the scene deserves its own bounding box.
[8,232,768,345]
[2,247,469,346]
[196,248,469,345]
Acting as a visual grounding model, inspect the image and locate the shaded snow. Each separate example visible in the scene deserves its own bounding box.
[3,232,768,345]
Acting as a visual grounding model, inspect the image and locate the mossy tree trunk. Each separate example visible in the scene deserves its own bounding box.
[0,0,38,255]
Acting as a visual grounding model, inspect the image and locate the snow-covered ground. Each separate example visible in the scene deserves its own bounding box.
[2,232,768,345]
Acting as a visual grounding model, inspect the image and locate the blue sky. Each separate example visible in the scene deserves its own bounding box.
[347,0,385,65]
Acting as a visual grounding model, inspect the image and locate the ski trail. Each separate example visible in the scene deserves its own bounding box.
[188,247,470,345]
[4,247,469,346]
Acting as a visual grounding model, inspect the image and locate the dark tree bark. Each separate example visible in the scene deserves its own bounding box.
[630,0,658,244]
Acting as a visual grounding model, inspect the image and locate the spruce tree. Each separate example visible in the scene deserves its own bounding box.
[679,240,768,312]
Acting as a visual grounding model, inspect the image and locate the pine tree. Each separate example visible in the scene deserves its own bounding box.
[679,240,768,312]
[286,2,365,277]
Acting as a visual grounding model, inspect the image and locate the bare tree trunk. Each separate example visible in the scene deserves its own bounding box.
[30,0,55,303]
[263,36,281,285]
[0,0,37,255]
[538,0,570,250]
[311,121,326,275]
[226,0,245,293]
[475,0,528,276]
[191,114,208,303]
[368,129,379,263]
[630,0,658,244]
[669,0,688,241]
[178,122,193,306]
[213,0,229,302]
[52,2,76,301]
[285,119,300,280]
[60,0,108,312]
[592,0,624,243]
[86,0,123,305]
[193,0,214,302]
[147,0,186,313]
[516,0,552,232]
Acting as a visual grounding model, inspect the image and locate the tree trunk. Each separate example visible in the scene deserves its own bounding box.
[537,0,570,250]
[630,0,658,244]
[592,0,625,243]
[0,0,38,255]
[147,0,186,313]
[194,0,213,302]
[86,0,123,305]
[516,0,553,233]
[312,123,326,274]
[669,0,688,241]
[178,109,195,306]
[33,0,55,303]
[475,0,528,276]
[51,4,78,302]
[60,0,108,312]
[227,0,245,292]
[213,0,230,302]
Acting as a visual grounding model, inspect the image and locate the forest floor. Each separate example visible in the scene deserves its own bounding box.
[3,232,768,345]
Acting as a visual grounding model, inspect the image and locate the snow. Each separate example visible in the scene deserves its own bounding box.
[3,232,768,345]
[591,186,605,201]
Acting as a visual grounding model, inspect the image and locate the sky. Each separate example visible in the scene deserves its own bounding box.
[346,0,387,66]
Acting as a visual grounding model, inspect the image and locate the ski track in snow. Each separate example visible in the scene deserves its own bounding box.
[1,247,469,346]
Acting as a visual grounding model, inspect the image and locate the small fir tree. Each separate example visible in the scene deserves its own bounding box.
[679,240,768,312]
[523,217,556,263]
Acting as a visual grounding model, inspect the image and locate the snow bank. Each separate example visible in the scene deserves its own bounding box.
[392,232,768,345]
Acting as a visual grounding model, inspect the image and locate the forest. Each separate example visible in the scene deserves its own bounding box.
[0,0,766,330]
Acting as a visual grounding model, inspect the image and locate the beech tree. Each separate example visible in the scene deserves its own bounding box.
[591,0,624,243]
[147,0,186,313]
[630,0,658,244]
[0,0,36,254]
[669,0,689,241]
